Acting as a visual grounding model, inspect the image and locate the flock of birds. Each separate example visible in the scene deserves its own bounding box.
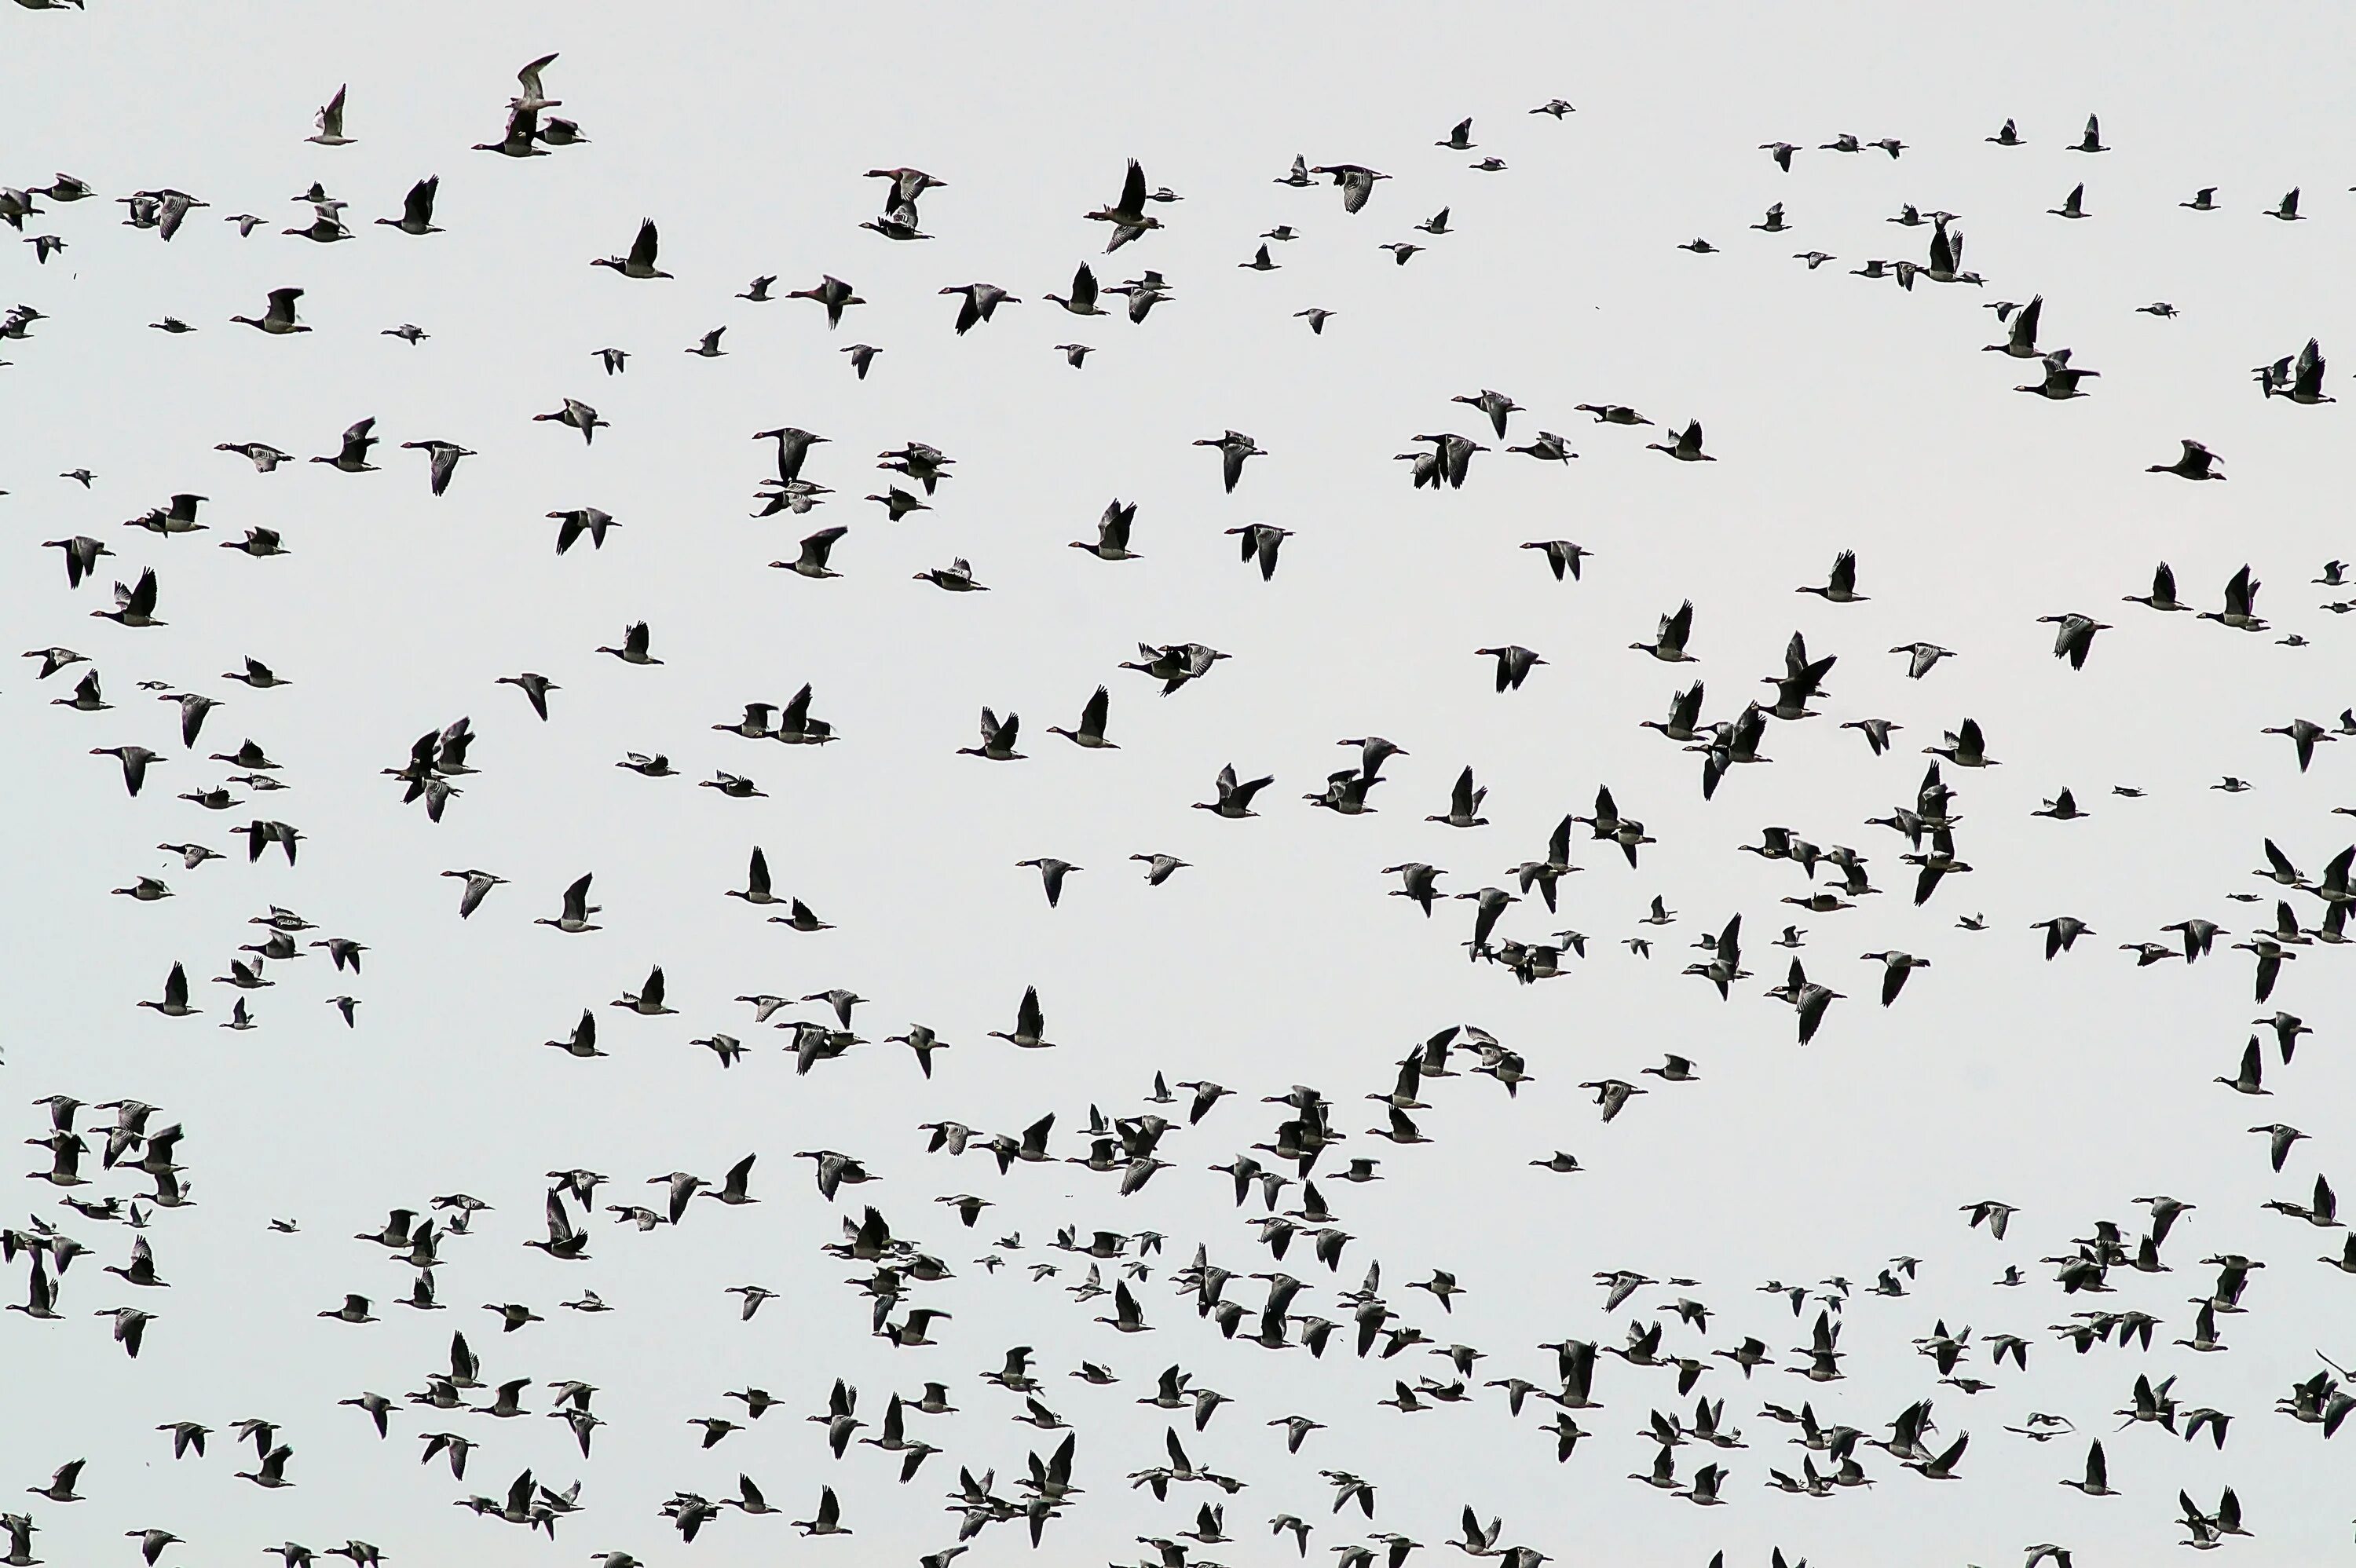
[4,31,2355,1568]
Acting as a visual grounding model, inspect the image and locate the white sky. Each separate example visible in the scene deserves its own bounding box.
[5,3,2354,1565]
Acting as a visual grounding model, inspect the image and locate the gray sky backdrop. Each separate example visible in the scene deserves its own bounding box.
[4,3,2354,1564]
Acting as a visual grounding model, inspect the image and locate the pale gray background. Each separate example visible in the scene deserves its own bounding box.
[3,3,2353,1564]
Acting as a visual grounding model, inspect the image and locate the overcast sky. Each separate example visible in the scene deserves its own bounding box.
[5,3,2355,1565]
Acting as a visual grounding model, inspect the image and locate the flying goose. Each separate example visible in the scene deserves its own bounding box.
[941,282,1019,334]
[774,526,847,579]
[1046,686,1116,748]
[1194,430,1264,492]
[1085,159,1162,250]
[591,217,670,278]
[1194,763,1274,818]
[398,440,473,496]
[1311,163,1391,214]
[532,397,607,444]
[230,287,308,334]
[987,986,1053,1050]
[787,275,865,327]
[595,620,660,665]
[1631,601,1697,661]
[1644,420,1712,461]
[957,708,1026,761]
[1227,523,1291,579]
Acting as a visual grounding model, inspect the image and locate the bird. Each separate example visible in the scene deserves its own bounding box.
[1194,430,1265,493]
[2149,439,2223,480]
[591,218,671,278]
[230,287,308,334]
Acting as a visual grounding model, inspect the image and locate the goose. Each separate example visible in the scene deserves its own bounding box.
[533,873,601,934]
[941,282,1019,334]
[1761,141,1798,171]
[1795,249,1835,268]
[2259,718,2334,772]
[55,668,109,711]
[1044,260,1106,316]
[1311,163,1391,214]
[1046,685,1116,747]
[1448,389,1523,440]
[591,217,670,278]
[911,555,987,592]
[1820,132,1860,152]
[1131,853,1189,885]
[1677,237,1717,254]
[1631,600,1697,661]
[1798,549,1866,601]
[91,744,161,796]
[1085,159,1162,249]
[1506,427,1577,465]
[770,682,836,744]
[374,176,440,236]
[532,397,607,444]
[987,986,1053,1050]
[2016,352,2098,398]
[2071,113,2107,152]
[1414,207,1453,236]
[302,419,379,475]
[41,535,112,587]
[1384,862,1445,915]
[1922,718,1996,767]
[123,492,209,535]
[872,441,955,498]
[2124,561,2190,611]
[868,485,929,521]
[1923,220,1976,283]
[2037,613,2111,670]
[594,620,660,666]
[2274,338,2332,404]
[399,440,473,496]
[548,506,617,554]
[1520,539,1590,579]
[2049,182,2088,218]
[1752,202,1790,232]
[2032,788,2090,821]
[1427,766,1490,828]
[1645,420,1712,460]
[787,274,865,327]
[1406,431,1486,488]
[774,525,847,578]
[700,770,764,799]
[1475,645,1544,691]
[957,707,1025,761]
[1862,950,1930,1005]
[230,287,308,334]
[1983,293,2044,356]
[1193,429,1264,492]
[284,203,351,243]
[2268,187,2303,220]
[1226,524,1290,579]
[1121,641,1229,694]
[1890,641,1953,679]
[2196,564,2263,630]
[860,201,931,240]
[1194,763,1274,818]
[1576,403,1652,426]
[433,868,506,919]
[485,668,562,722]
